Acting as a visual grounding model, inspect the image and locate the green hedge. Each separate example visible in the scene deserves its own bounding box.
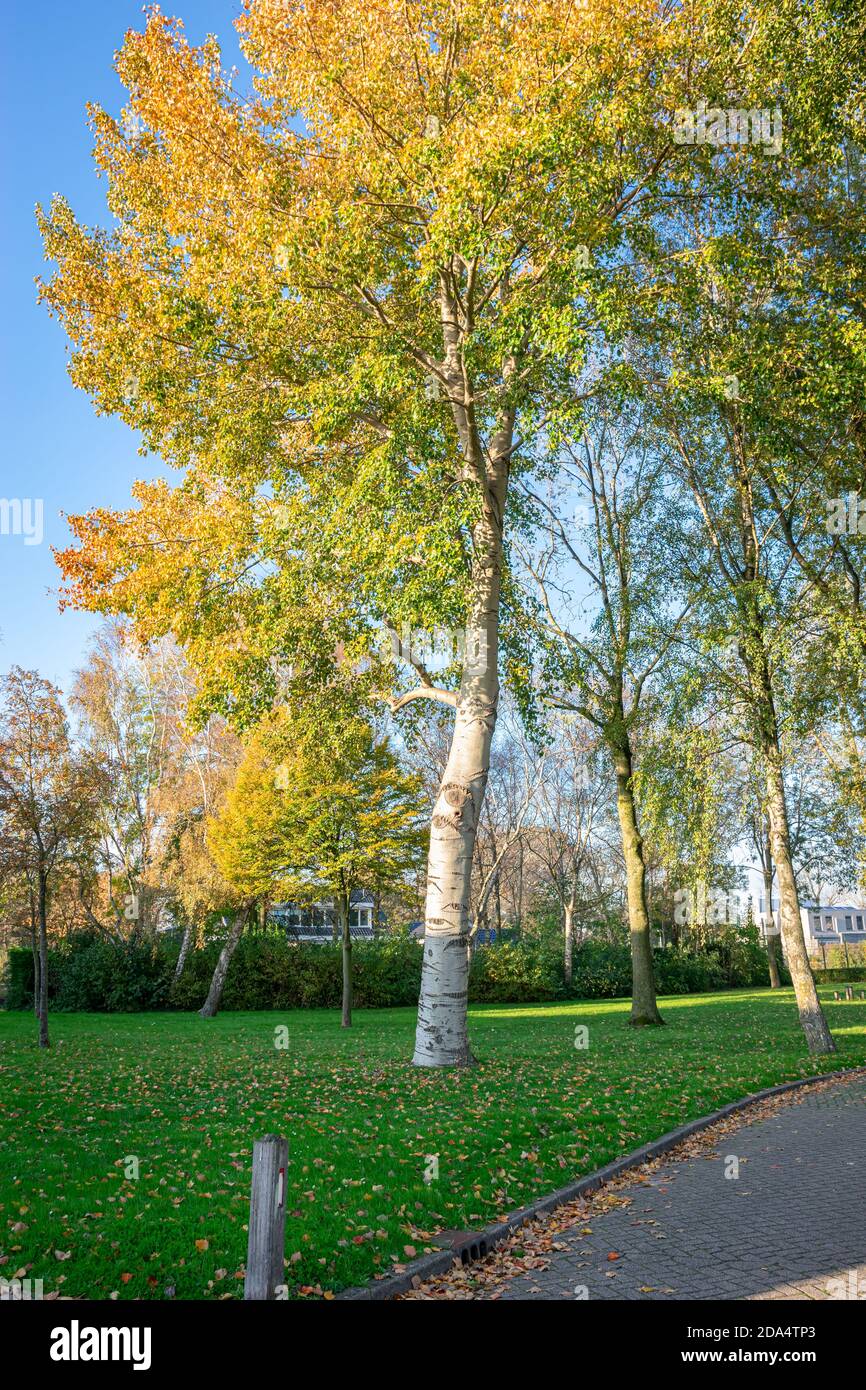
[2,924,780,1013]
[814,968,866,983]
[3,947,37,1010]
[3,938,172,1012]
[168,933,422,1011]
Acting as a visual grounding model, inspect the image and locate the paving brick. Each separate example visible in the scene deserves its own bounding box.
[473,1077,866,1301]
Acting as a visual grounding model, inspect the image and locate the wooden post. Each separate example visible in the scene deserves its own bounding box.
[245,1134,288,1300]
[845,984,854,1001]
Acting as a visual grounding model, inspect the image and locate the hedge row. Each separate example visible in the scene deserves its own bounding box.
[2,925,779,1013]
[813,967,866,983]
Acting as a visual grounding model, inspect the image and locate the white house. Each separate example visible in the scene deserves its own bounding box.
[270,889,375,943]
[757,895,866,953]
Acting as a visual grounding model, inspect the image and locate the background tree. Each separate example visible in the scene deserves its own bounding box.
[71,623,174,934]
[642,239,837,1052]
[532,718,610,984]
[519,404,692,1023]
[209,717,427,1026]
[746,798,782,989]
[0,668,95,1046]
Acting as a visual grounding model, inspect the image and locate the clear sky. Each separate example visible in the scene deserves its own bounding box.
[0,1,247,693]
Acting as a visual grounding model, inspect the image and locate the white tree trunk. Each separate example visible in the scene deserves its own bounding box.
[564,895,575,988]
[764,758,835,1054]
[199,912,246,1019]
[413,538,500,1067]
[174,922,193,981]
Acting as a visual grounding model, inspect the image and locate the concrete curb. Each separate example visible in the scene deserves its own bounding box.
[336,1065,866,1300]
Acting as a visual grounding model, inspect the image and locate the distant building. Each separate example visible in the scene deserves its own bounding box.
[756,895,866,952]
[269,889,376,943]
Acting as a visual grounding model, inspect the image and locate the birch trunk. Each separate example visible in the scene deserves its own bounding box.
[174,922,193,981]
[411,269,512,1066]
[31,929,39,1019]
[412,528,500,1067]
[339,893,352,1029]
[37,864,49,1049]
[764,754,834,1053]
[732,469,833,1052]
[614,744,663,1027]
[199,912,246,1019]
[762,822,782,989]
[564,894,575,988]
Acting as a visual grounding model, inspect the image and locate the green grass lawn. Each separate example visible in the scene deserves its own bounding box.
[1,988,865,1300]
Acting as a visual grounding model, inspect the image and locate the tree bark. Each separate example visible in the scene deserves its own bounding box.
[564,894,575,989]
[174,922,193,980]
[515,839,524,932]
[339,892,352,1028]
[735,573,834,1052]
[411,266,513,1066]
[31,928,39,1019]
[37,864,49,1049]
[762,819,782,989]
[613,742,663,1027]
[199,911,247,1019]
[726,460,833,1049]
[412,526,500,1066]
[763,751,834,1053]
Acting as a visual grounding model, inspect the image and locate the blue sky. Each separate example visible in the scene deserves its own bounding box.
[0,1,247,692]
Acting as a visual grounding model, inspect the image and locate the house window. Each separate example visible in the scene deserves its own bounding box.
[857,916,864,931]
[824,916,835,929]
[845,916,853,931]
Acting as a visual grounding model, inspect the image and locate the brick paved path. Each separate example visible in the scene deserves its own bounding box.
[489,1076,866,1300]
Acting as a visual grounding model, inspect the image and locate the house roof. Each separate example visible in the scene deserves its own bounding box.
[271,889,374,910]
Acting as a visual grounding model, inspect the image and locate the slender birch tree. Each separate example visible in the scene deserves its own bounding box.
[517,408,692,1023]
[532,719,610,985]
[643,286,838,1051]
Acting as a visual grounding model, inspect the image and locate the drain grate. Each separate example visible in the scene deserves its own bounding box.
[431,1229,491,1265]
[458,1238,488,1265]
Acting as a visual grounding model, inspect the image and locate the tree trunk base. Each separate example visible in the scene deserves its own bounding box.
[629,1011,665,1028]
[413,933,476,1067]
[799,1006,836,1056]
[412,1047,478,1069]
